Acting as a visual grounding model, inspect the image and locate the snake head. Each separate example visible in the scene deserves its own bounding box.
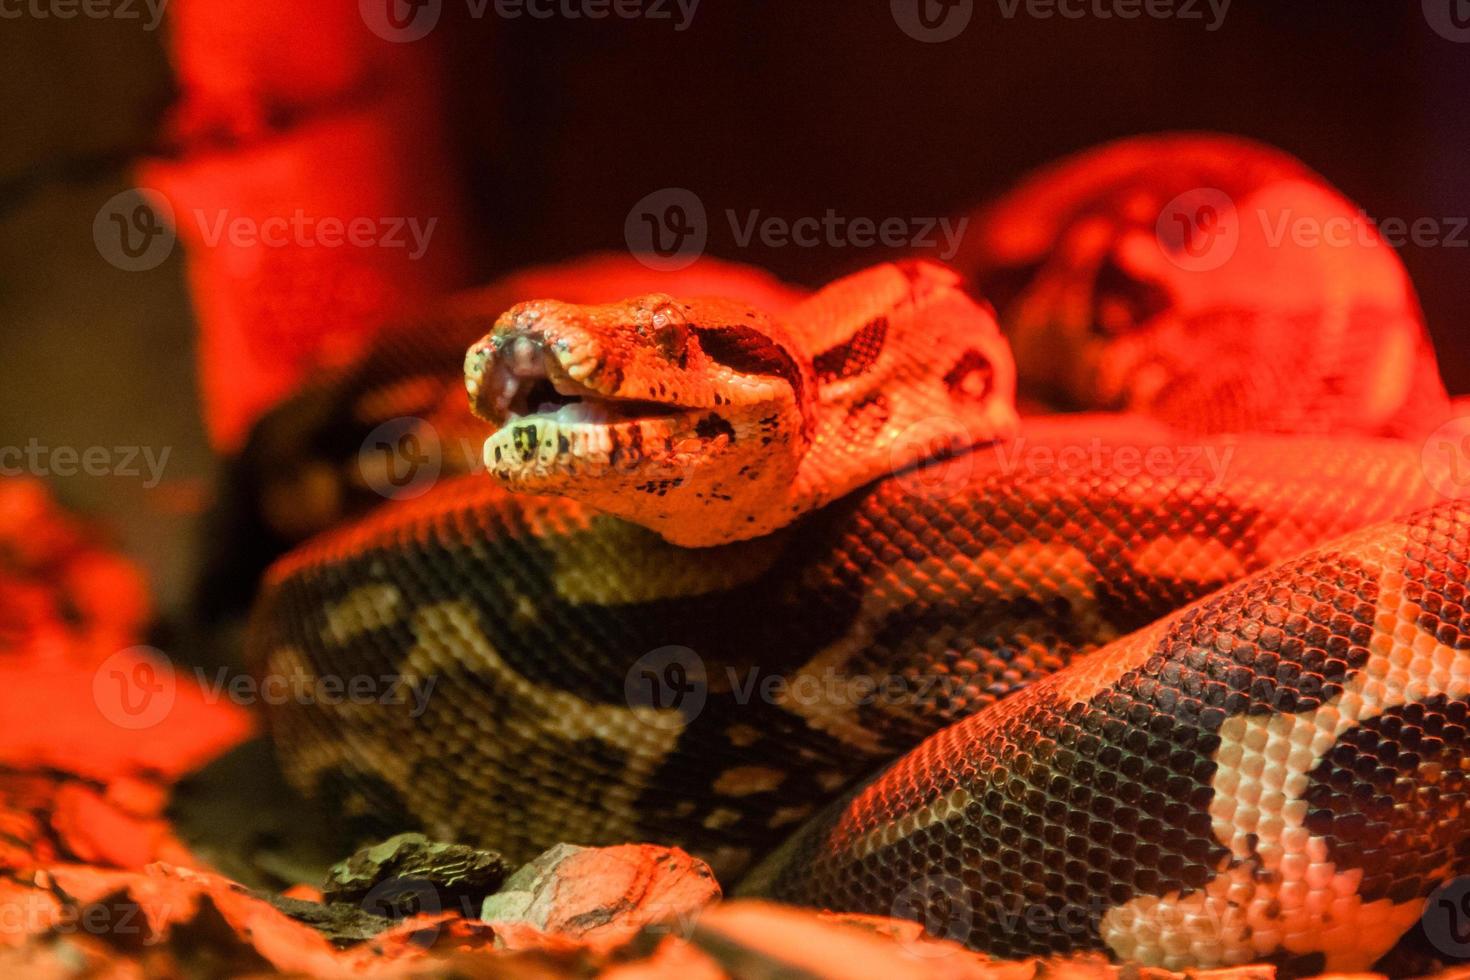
[465,292,815,544]
[464,263,1019,547]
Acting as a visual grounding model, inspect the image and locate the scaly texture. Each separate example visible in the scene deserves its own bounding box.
[245,139,1461,976]
[952,133,1450,437]
[249,418,1444,887]
[751,501,1470,976]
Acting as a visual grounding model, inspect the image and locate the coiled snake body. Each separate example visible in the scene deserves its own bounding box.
[246,137,1465,974]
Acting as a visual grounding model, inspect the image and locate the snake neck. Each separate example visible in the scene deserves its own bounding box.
[650,262,1020,547]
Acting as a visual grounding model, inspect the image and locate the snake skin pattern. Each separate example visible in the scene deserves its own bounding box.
[249,419,1443,881]
[243,136,1463,973]
[951,133,1450,437]
[750,500,1470,975]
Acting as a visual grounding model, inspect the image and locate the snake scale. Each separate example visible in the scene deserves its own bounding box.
[243,135,1465,974]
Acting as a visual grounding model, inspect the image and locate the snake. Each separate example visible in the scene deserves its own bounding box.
[243,135,1465,974]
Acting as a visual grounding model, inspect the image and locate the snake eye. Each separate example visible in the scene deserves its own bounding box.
[650,304,690,362]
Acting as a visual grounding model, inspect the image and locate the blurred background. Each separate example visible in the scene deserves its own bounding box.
[2,0,1468,623]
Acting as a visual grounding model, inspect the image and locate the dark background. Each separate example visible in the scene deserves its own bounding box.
[2,0,1468,615]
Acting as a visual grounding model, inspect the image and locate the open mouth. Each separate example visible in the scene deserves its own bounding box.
[475,335,679,430]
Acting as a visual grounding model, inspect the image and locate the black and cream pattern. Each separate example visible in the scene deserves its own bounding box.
[751,502,1470,974]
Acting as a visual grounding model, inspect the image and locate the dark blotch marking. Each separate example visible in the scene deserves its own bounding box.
[1302,695,1470,905]
[1091,255,1173,337]
[690,324,806,415]
[943,349,995,401]
[696,413,736,443]
[814,317,887,384]
[513,425,539,461]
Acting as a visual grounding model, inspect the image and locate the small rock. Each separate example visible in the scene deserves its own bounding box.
[322,833,507,920]
[481,843,720,951]
[257,891,401,946]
